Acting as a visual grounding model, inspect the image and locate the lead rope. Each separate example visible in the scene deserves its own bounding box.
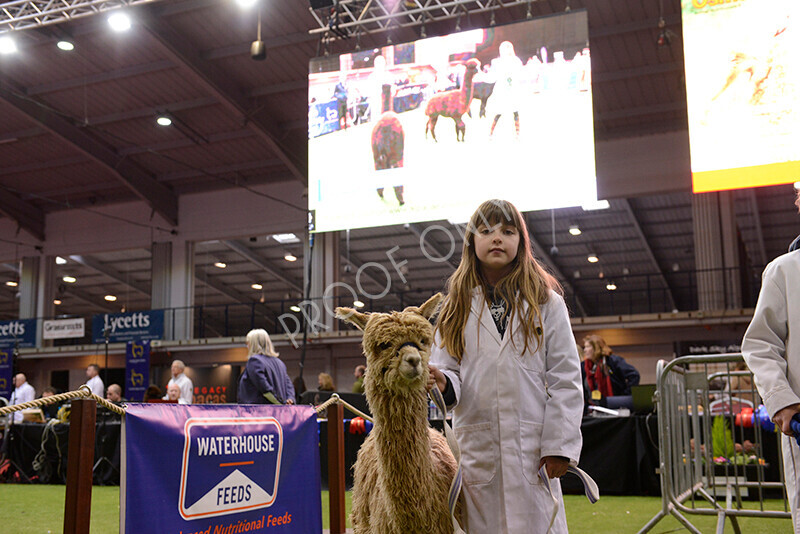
[429,385,466,534]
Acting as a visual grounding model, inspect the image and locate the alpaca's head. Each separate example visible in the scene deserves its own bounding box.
[336,294,442,397]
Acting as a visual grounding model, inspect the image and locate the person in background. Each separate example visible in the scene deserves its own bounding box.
[293,376,307,404]
[166,384,187,404]
[144,385,162,402]
[333,75,349,130]
[40,386,60,420]
[352,365,366,394]
[238,329,295,405]
[10,373,36,423]
[106,384,125,404]
[582,334,640,399]
[742,188,800,532]
[85,364,104,398]
[318,372,335,392]
[163,359,193,404]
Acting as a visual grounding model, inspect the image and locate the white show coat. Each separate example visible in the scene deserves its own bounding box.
[742,249,800,532]
[431,289,583,533]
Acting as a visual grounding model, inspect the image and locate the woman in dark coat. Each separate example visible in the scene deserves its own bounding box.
[238,329,295,404]
[582,334,640,398]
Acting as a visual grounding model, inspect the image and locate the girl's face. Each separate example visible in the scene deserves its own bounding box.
[474,221,520,282]
[583,341,597,361]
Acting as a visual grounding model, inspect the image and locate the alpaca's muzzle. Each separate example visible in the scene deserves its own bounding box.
[397,344,424,379]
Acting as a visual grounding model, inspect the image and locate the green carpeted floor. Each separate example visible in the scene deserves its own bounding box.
[0,485,792,533]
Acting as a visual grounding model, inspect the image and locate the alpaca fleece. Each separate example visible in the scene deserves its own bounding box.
[336,295,458,534]
[425,58,480,142]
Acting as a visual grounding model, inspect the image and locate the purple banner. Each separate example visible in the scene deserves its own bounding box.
[122,404,321,533]
[125,340,150,402]
[0,345,12,400]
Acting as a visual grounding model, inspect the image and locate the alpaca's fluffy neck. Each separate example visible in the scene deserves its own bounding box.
[461,68,476,105]
[369,388,437,514]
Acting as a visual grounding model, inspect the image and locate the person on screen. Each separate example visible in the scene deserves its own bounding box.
[488,41,524,139]
[742,188,800,532]
[237,329,295,405]
[333,75,349,131]
[581,334,640,399]
[368,54,390,122]
[84,364,104,398]
[9,373,35,423]
[427,199,583,532]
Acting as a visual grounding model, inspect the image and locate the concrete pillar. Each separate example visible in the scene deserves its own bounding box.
[19,256,39,319]
[692,192,741,310]
[305,231,339,332]
[151,240,194,340]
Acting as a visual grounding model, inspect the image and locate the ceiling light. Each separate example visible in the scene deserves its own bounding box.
[5,280,18,287]
[568,225,581,236]
[251,283,263,290]
[289,304,301,312]
[108,13,131,32]
[672,263,680,272]
[0,36,17,55]
[56,40,75,51]
[55,256,67,264]
[104,295,117,302]
[54,299,62,305]
[156,115,172,126]
[284,252,297,262]
[622,267,630,275]
[214,261,227,269]
[582,199,610,211]
[271,233,300,244]
[794,181,800,190]
[353,300,365,308]
[237,0,258,7]
[62,276,77,283]
[573,270,581,279]
[587,254,599,263]
[606,282,617,291]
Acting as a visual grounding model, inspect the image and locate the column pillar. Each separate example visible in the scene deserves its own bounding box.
[305,231,339,332]
[692,192,741,310]
[151,240,194,340]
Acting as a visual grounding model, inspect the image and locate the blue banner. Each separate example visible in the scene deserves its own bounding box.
[92,310,164,343]
[122,404,321,534]
[0,319,37,348]
[125,340,150,402]
[0,346,12,400]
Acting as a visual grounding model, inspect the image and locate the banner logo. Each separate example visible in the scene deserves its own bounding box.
[179,417,283,520]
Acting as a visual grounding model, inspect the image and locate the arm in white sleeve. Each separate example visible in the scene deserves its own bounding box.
[742,270,799,417]
[430,331,462,409]
[540,294,584,464]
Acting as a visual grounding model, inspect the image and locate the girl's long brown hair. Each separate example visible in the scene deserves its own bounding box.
[435,199,561,361]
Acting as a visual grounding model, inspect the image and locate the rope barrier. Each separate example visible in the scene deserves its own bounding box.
[314,393,374,423]
[0,385,126,417]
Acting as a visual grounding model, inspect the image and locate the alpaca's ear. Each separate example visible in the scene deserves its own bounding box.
[418,293,444,320]
[335,307,369,331]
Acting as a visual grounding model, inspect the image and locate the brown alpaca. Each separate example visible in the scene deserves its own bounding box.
[335,294,458,534]
[425,58,480,142]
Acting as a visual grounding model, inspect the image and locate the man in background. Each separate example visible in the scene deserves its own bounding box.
[9,373,35,423]
[85,364,104,398]
[352,364,366,394]
[164,360,193,404]
[106,384,125,404]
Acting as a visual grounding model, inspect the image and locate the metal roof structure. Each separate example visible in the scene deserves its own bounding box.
[0,0,798,336]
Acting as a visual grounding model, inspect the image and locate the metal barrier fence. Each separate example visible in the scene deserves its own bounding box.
[639,354,791,534]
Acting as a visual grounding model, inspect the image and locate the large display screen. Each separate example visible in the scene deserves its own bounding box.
[308,10,597,232]
[683,0,800,193]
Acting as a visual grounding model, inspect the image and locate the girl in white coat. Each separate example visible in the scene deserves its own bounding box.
[429,199,584,533]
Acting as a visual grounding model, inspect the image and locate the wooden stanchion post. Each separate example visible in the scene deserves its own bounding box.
[63,398,96,534]
[328,402,346,534]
